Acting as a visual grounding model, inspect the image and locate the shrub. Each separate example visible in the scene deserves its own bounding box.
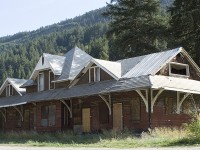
[185,114,200,138]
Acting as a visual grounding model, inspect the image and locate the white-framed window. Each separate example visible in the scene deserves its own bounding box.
[6,84,13,97]
[169,62,190,77]
[49,71,55,90]
[38,73,44,91]
[89,66,100,83]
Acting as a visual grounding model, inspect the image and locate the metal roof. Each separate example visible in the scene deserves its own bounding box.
[122,48,181,78]
[0,76,151,108]
[55,47,92,82]
[0,78,28,96]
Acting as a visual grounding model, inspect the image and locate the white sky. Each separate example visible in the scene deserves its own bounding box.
[0,0,109,37]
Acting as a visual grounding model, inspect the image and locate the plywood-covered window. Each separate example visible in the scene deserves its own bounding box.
[6,84,13,97]
[49,71,55,90]
[89,66,100,83]
[99,102,109,124]
[41,105,56,127]
[130,98,141,121]
[165,98,176,114]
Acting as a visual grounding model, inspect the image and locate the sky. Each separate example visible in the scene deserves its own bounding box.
[0,0,109,37]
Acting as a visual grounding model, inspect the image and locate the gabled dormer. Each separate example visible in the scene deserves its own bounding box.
[0,78,28,97]
[69,58,121,87]
[21,53,65,92]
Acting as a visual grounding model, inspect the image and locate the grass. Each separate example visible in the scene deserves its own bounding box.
[0,127,199,148]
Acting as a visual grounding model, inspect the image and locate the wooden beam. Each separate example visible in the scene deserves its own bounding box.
[99,94,111,115]
[14,106,23,121]
[60,100,72,118]
[136,89,148,112]
[0,108,6,122]
[151,89,164,112]
[176,93,190,114]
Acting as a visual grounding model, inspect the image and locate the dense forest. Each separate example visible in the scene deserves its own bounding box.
[1,0,200,85]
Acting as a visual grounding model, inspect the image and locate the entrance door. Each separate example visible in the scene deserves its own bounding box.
[82,108,90,132]
[113,103,123,130]
[24,110,30,130]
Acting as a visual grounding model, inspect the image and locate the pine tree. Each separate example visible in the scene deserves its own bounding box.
[104,0,168,59]
[168,0,200,65]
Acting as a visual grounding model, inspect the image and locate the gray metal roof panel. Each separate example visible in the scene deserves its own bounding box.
[0,76,151,108]
[122,48,181,78]
[56,47,92,81]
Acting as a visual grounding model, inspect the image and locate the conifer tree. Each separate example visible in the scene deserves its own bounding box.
[104,0,168,59]
[168,0,200,65]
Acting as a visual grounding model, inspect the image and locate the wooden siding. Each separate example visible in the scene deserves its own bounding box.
[55,81,70,89]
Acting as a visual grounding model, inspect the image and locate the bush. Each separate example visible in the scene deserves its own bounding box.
[185,114,200,138]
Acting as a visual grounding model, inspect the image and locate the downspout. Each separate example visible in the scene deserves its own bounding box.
[148,89,152,130]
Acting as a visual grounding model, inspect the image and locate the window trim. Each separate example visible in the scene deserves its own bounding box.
[169,62,190,77]
[38,72,44,92]
[6,84,13,97]
[89,66,101,83]
[49,70,55,90]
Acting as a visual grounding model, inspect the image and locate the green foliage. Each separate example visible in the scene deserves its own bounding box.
[168,0,200,65]
[185,115,200,138]
[104,0,169,59]
[0,8,110,84]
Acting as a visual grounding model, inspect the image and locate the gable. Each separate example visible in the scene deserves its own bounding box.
[157,53,200,80]
[70,63,114,87]
[30,54,65,80]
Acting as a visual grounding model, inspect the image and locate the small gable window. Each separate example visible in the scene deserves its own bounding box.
[38,73,44,91]
[169,62,189,77]
[6,84,13,97]
[89,66,100,83]
[49,71,55,90]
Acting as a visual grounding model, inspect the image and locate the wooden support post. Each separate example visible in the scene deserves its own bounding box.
[151,89,164,112]
[99,94,111,115]
[0,108,6,122]
[176,93,190,114]
[136,89,148,112]
[14,106,23,121]
[60,100,72,118]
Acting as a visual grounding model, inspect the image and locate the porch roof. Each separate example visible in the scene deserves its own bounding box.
[150,75,200,95]
[1,75,200,109]
[0,76,151,108]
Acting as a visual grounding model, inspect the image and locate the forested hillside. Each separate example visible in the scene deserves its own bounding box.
[0,8,111,84]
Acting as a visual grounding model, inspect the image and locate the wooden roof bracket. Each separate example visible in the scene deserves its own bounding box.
[151,89,164,113]
[99,94,111,115]
[176,92,190,114]
[14,106,23,121]
[136,89,148,112]
[0,108,6,122]
[60,100,72,118]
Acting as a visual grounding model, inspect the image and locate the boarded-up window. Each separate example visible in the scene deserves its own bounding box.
[130,98,141,121]
[41,105,56,127]
[99,102,109,124]
[6,84,13,97]
[165,98,176,114]
[89,67,100,83]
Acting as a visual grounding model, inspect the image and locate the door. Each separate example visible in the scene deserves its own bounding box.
[113,103,123,130]
[82,108,90,132]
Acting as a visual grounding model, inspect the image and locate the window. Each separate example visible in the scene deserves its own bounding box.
[99,102,109,124]
[6,84,13,97]
[38,73,44,91]
[169,62,189,77]
[89,66,100,83]
[41,105,56,127]
[130,98,141,121]
[165,98,176,114]
[49,71,55,90]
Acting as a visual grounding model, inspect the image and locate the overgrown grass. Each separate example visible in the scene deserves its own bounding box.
[0,127,199,148]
